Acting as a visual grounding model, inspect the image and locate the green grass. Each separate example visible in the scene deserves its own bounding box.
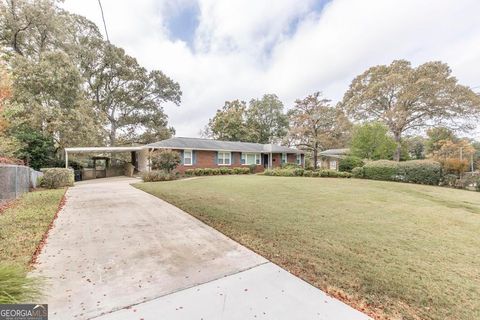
[135,176,480,320]
[0,189,65,302]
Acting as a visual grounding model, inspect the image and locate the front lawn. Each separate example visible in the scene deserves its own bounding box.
[0,189,66,267]
[135,176,480,320]
[0,189,65,303]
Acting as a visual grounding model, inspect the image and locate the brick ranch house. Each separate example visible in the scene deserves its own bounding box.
[147,137,305,174]
[65,137,305,179]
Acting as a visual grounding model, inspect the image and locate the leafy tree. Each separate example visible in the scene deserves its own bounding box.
[1,0,182,152]
[246,94,288,144]
[425,127,456,154]
[403,136,426,160]
[350,122,396,160]
[203,100,250,141]
[288,92,351,168]
[150,149,181,173]
[8,51,102,150]
[12,126,55,169]
[0,61,21,157]
[79,39,181,145]
[0,0,66,59]
[342,60,480,161]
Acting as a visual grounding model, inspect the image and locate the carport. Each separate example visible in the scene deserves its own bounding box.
[64,146,149,180]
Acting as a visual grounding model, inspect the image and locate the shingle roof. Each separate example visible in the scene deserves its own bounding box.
[147,137,303,154]
[319,148,350,156]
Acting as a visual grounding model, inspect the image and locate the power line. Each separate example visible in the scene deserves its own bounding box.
[97,0,110,43]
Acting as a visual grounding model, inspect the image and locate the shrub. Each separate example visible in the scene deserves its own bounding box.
[263,169,274,176]
[441,174,458,187]
[219,167,230,175]
[203,168,213,176]
[248,164,257,174]
[337,171,353,178]
[41,168,74,188]
[282,163,301,169]
[441,158,469,175]
[363,160,398,181]
[0,264,42,303]
[185,169,195,176]
[293,168,304,176]
[476,178,480,192]
[352,166,364,178]
[263,168,351,179]
[150,150,181,172]
[142,170,177,182]
[362,160,441,185]
[232,167,249,174]
[399,160,442,185]
[211,168,220,175]
[339,156,364,172]
[194,168,204,176]
[303,170,313,177]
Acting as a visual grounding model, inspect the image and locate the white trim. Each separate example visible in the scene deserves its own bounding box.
[296,154,302,165]
[241,152,261,166]
[64,146,144,153]
[183,149,193,166]
[217,151,231,166]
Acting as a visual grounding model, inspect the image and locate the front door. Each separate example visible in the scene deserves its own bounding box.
[263,154,269,168]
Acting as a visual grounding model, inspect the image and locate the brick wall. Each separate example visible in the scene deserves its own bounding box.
[174,150,265,174]
[170,149,304,174]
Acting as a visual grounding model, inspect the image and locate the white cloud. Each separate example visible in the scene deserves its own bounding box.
[62,0,480,139]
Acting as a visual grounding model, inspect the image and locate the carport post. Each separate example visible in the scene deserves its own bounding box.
[65,150,69,168]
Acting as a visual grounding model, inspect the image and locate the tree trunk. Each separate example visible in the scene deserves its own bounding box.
[393,131,402,162]
[109,123,117,146]
[313,142,318,169]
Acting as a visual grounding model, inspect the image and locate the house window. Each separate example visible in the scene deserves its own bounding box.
[296,154,301,165]
[242,153,261,165]
[218,152,231,165]
[281,153,287,164]
[330,160,337,170]
[183,150,192,166]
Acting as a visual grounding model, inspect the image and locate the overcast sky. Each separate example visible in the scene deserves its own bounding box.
[62,0,480,138]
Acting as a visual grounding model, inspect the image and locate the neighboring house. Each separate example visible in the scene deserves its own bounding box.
[318,148,349,171]
[65,137,304,178]
[147,137,305,174]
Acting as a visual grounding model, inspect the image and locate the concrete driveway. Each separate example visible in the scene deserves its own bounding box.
[33,177,370,320]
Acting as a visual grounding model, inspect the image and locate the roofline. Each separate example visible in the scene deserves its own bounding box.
[148,146,304,154]
[65,146,145,153]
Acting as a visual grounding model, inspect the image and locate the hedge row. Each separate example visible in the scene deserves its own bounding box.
[185,167,251,176]
[142,170,178,182]
[264,168,352,178]
[40,168,74,189]
[353,160,442,185]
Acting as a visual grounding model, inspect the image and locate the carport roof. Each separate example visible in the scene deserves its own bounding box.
[64,146,144,153]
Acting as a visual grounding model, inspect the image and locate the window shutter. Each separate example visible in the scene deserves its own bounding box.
[240,153,245,165]
[215,152,219,165]
[192,150,196,165]
[179,150,184,165]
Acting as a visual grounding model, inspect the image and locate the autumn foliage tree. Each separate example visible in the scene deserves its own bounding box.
[342,60,480,161]
[288,92,351,168]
